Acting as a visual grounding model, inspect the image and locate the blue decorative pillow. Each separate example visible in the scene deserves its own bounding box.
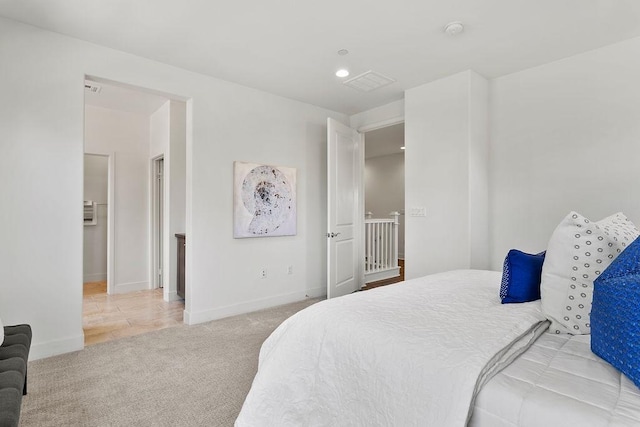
[591,236,640,389]
[500,250,546,304]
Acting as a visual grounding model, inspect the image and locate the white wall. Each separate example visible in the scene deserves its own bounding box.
[83,154,108,282]
[468,72,490,270]
[150,101,170,157]
[85,105,151,293]
[350,100,404,131]
[0,17,346,359]
[149,101,170,292]
[186,93,342,324]
[489,36,640,269]
[168,101,187,301]
[354,39,640,277]
[364,153,405,257]
[149,100,187,301]
[405,71,489,279]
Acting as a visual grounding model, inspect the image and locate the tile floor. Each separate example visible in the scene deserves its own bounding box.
[83,281,185,346]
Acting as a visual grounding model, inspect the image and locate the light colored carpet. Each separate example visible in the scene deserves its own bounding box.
[21,298,321,427]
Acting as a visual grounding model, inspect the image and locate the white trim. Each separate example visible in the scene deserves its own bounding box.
[29,334,84,361]
[183,287,325,325]
[107,154,115,295]
[357,130,366,288]
[164,290,182,302]
[304,286,326,299]
[357,116,404,133]
[184,99,194,317]
[83,273,107,283]
[350,99,404,130]
[114,281,149,294]
[150,154,165,290]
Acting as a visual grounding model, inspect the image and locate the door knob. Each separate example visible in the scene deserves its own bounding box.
[326,232,341,238]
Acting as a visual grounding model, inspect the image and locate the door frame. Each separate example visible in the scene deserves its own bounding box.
[357,116,404,134]
[357,116,405,284]
[83,151,116,295]
[150,155,165,290]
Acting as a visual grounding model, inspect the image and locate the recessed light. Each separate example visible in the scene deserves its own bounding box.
[336,69,350,78]
[400,146,406,150]
[337,49,349,56]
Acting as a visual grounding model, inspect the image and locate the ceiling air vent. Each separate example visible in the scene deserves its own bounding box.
[343,70,396,92]
[84,83,102,93]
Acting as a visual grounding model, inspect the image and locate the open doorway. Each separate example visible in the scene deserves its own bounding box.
[83,153,111,293]
[362,122,405,289]
[82,78,187,345]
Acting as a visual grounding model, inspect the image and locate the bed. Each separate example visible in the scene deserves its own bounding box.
[235,269,640,427]
[471,333,640,426]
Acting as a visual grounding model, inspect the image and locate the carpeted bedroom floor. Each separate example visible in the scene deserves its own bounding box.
[20,298,321,427]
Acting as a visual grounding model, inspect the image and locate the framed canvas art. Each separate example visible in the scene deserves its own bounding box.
[233,161,297,238]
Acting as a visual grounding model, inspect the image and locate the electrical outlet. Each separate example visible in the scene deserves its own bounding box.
[287,265,293,275]
[260,268,267,279]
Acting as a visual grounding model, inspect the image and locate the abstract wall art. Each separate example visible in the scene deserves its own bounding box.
[233,161,297,238]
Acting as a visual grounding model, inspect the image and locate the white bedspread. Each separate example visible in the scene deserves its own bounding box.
[471,333,640,427]
[236,270,549,427]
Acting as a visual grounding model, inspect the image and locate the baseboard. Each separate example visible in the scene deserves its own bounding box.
[184,286,326,325]
[163,290,183,302]
[29,333,84,361]
[304,286,326,299]
[83,273,107,283]
[114,281,149,294]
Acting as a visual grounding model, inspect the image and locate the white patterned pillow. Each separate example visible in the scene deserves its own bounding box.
[541,211,639,334]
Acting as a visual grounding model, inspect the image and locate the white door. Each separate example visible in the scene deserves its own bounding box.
[327,118,363,298]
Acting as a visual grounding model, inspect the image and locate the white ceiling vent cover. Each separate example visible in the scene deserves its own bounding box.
[84,83,102,93]
[343,70,396,92]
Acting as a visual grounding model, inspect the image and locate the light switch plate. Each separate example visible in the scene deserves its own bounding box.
[409,207,426,217]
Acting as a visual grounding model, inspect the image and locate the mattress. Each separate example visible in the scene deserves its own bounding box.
[470,332,640,427]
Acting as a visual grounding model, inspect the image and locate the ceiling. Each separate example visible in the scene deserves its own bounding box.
[2,1,640,114]
[85,80,169,115]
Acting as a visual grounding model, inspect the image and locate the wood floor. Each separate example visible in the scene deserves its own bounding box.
[362,259,405,290]
[83,282,184,346]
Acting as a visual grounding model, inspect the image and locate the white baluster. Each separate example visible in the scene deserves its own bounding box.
[390,212,400,268]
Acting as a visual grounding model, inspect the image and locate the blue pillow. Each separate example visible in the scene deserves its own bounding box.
[591,236,640,389]
[500,250,546,304]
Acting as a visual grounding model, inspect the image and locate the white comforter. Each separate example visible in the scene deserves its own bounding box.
[471,333,640,427]
[236,270,549,427]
